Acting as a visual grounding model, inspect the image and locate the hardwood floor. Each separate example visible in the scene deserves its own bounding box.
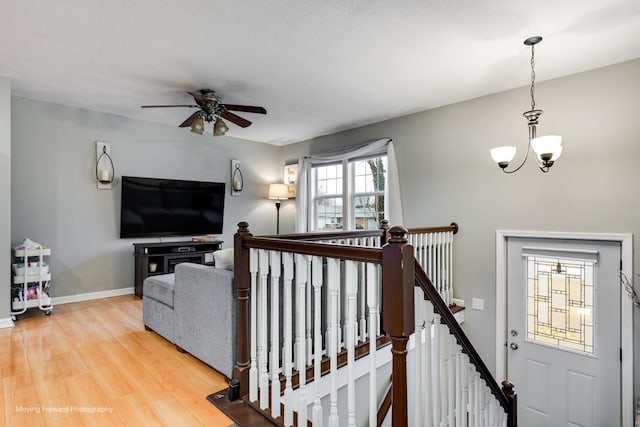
[0,295,234,427]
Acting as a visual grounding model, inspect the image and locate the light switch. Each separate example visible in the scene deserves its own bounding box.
[472,298,485,311]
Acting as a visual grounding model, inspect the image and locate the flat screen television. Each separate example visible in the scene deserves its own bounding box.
[120,176,225,238]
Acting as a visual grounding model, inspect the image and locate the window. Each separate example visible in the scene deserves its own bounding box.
[526,256,595,355]
[311,155,387,231]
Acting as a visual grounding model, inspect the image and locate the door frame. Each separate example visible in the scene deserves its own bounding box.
[495,230,633,427]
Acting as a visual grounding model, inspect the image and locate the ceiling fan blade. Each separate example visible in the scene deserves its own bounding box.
[220,111,252,128]
[179,111,202,128]
[222,104,267,114]
[141,104,198,108]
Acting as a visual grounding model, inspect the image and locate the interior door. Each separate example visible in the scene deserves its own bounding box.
[506,237,621,427]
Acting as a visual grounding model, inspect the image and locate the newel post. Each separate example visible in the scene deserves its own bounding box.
[233,221,252,397]
[502,380,518,427]
[381,226,415,427]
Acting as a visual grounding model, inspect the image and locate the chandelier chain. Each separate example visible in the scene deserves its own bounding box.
[530,44,536,111]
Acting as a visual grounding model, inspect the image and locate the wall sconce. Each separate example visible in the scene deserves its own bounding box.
[96,141,114,189]
[490,36,563,173]
[268,183,289,234]
[231,159,243,196]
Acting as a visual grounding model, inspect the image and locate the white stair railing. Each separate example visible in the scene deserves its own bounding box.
[234,222,516,427]
[247,246,382,426]
[409,228,455,305]
[412,286,508,427]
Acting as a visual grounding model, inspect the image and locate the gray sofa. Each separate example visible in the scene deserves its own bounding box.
[142,262,237,378]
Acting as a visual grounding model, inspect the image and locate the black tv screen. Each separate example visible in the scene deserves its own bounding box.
[120,176,225,238]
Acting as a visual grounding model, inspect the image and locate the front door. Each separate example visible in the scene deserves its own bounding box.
[506,237,621,427]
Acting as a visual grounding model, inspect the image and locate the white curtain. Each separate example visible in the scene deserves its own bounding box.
[295,138,404,232]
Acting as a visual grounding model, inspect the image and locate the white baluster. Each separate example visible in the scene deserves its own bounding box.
[461,354,469,427]
[345,260,357,427]
[489,398,497,427]
[448,334,455,426]
[439,323,449,425]
[413,287,424,425]
[367,262,378,427]
[306,256,313,363]
[483,385,489,427]
[423,300,434,427]
[295,254,308,424]
[468,365,475,427]
[258,250,269,409]
[282,253,294,426]
[327,257,340,427]
[249,248,259,402]
[437,232,443,300]
[474,373,481,427]
[419,233,426,272]
[269,251,282,418]
[448,231,454,304]
[423,233,433,283]
[454,339,462,427]
[431,313,441,427]
[359,261,367,343]
[311,256,323,426]
[337,266,343,352]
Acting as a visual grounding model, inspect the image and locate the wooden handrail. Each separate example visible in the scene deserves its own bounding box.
[260,219,391,243]
[242,236,383,263]
[406,222,459,235]
[414,264,512,413]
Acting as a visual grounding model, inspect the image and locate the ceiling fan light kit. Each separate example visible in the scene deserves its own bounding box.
[190,115,205,135]
[141,89,266,137]
[214,117,229,136]
[490,36,563,173]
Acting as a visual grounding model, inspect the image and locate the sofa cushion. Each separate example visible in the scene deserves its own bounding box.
[143,273,176,308]
[213,248,234,270]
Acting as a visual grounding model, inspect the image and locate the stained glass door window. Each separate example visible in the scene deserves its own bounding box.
[525,255,595,355]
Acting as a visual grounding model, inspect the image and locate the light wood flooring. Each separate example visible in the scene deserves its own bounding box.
[0,295,234,427]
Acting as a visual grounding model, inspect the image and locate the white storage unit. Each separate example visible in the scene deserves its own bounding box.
[11,246,52,320]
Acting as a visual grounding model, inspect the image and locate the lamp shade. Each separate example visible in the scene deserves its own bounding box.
[213,117,229,136]
[268,183,289,200]
[190,116,205,135]
[531,135,562,158]
[490,146,517,164]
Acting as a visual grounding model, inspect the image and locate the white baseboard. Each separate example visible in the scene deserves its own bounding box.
[53,287,135,305]
[0,317,15,329]
[0,288,134,328]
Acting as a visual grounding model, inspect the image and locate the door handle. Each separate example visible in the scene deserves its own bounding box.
[510,342,519,350]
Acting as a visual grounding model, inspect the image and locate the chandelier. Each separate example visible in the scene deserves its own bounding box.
[490,36,562,173]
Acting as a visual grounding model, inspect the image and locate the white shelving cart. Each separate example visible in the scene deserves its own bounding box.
[11,246,53,320]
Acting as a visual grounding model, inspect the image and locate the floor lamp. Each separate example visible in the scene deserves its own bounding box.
[268,183,289,234]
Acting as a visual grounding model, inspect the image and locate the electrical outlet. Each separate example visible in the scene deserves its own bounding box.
[472,298,485,311]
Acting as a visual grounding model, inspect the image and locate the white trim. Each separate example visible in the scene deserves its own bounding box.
[0,317,15,329]
[496,230,633,427]
[52,287,134,305]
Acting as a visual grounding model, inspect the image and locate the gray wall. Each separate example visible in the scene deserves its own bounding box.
[282,59,640,392]
[0,78,10,320]
[11,97,284,298]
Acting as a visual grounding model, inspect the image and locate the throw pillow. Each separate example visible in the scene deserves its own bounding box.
[214,248,234,271]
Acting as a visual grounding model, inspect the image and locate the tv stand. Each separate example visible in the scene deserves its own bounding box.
[133,240,223,297]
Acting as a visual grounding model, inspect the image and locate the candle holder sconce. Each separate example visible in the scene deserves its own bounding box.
[231,159,243,196]
[96,141,115,190]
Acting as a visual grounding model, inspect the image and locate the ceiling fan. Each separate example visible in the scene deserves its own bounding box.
[141,89,267,136]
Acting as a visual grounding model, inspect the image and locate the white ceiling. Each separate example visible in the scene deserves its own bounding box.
[2,1,640,145]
